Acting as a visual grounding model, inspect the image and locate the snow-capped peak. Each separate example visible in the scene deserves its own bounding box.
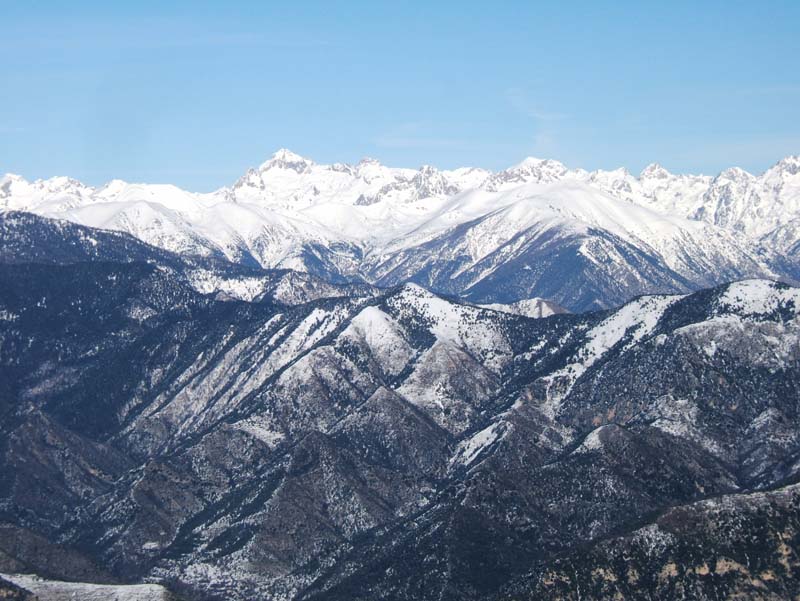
[767,155,800,177]
[714,166,755,182]
[5,152,800,307]
[1,173,25,194]
[258,148,314,173]
[27,175,92,194]
[511,156,548,169]
[483,157,570,191]
[511,157,569,175]
[98,179,130,196]
[640,163,671,180]
[589,167,633,181]
[395,281,434,298]
[410,165,460,198]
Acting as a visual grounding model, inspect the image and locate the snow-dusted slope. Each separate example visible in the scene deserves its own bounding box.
[0,573,172,601]
[478,297,567,318]
[3,219,800,601]
[3,151,799,310]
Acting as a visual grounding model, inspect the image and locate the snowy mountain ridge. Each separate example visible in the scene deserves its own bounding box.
[3,151,800,310]
[5,150,798,231]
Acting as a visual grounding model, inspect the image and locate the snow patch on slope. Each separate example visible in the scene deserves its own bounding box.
[0,573,172,601]
[572,425,609,454]
[452,422,506,466]
[232,417,286,448]
[188,269,270,301]
[387,283,512,371]
[536,294,682,417]
[478,297,566,319]
[340,306,415,376]
[717,279,800,316]
[643,397,725,456]
[575,295,682,375]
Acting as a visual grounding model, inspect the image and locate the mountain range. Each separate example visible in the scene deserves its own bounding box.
[4,151,800,311]
[0,210,799,600]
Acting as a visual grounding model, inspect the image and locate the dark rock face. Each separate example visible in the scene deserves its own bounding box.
[1,216,800,600]
[506,484,800,601]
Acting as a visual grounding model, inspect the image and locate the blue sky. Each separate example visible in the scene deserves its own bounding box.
[2,1,799,190]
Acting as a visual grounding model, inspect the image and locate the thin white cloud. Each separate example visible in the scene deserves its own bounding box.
[505,87,567,122]
[505,88,567,157]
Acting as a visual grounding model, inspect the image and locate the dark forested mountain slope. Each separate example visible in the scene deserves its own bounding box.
[0,217,799,600]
